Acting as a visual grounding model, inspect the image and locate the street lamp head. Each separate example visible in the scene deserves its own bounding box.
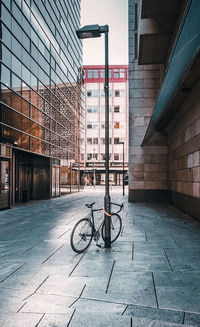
[76,25,101,39]
[76,24,108,39]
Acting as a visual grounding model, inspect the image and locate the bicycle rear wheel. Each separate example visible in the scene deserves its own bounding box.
[101,213,122,243]
[70,218,93,253]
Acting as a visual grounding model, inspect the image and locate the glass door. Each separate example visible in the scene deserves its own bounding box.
[0,160,10,209]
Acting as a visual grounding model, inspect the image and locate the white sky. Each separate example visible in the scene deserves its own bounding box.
[80,0,128,65]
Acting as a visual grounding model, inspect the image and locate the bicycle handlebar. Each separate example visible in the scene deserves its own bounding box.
[110,202,124,213]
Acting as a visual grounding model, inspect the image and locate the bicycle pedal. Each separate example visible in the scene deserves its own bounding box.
[96,243,102,248]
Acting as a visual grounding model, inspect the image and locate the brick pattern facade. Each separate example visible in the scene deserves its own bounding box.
[167,82,200,215]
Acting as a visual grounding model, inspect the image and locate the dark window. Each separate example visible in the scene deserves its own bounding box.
[114,106,120,113]
[134,33,138,59]
[114,138,120,144]
[115,90,120,97]
[87,138,92,144]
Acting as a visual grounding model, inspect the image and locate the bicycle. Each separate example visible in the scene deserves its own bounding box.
[70,202,123,253]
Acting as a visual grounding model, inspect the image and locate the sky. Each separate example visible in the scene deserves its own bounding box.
[80,0,128,65]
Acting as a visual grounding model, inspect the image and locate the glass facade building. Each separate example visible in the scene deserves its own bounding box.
[0,0,84,209]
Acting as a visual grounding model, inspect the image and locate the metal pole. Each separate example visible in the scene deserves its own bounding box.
[70,162,72,194]
[93,148,96,188]
[123,142,125,196]
[104,26,111,248]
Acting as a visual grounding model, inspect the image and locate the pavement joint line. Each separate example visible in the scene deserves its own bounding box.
[151,272,159,309]
[132,242,134,261]
[22,240,44,254]
[17,301,27,313]
[0,254,8,260]
[105,259,115,294]
[69,252,87,277]
[145,229,148,242]
[67,308,76,327]
[122,304,129,316]
[57,228,71,239]
[22,275,49,301]
[171,234,180,248]
[163,248,174,272]
[0,263,25,284]
[79,284,86,298]
[182,312,186,324]
[47,224,57,232]
[68,297,80,308]
[35,313,45,327]
[42,244,64,264]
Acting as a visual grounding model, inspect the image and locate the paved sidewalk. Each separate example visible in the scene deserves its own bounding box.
[0,187,200,326]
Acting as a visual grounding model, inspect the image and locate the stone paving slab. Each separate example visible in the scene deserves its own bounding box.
[0,187,200,326]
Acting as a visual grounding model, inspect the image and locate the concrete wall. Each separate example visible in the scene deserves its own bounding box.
[129,62,169,202]
[166,82,200,218]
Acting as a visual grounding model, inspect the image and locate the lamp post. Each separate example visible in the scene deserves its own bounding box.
[119,141,125,196]
[76,24,111,248]
[93,148,96,188]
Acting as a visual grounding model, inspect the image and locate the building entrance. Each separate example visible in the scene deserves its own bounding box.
[0,160,10,209]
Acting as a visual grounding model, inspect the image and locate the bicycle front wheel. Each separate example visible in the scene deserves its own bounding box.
[70,218,93,254]
[101,213,122,243]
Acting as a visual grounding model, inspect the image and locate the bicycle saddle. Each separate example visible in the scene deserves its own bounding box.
[85,202,95,208]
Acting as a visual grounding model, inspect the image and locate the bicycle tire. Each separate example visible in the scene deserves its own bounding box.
[70,218,93,253]
[101,213,122,243]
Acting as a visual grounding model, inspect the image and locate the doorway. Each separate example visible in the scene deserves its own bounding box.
[0,160,10,209]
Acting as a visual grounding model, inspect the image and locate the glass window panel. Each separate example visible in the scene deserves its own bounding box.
[12,55,22,77]
[1,65,11,88]
[1,87,11,106]
[87,138,92,145]
[21,31,30,51]
[22,15,31,35]
[22,65,31,85]
[12,19,21,42]
[12,73,21,93]
[12,37,22,59]
[30,74,37,90]
[22,82,30,101]
[22,48,31,68]
[2,6,12,29]
[12,2,22,24]
[2,25,12,48]
[21,97,30,116]
[10,92,21,112]
[100,69,105,78]
[2,0,11,10]
[2,45,12,68]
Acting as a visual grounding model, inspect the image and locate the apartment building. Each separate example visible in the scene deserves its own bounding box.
[0,0,84,209]
[81,65,128,186]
